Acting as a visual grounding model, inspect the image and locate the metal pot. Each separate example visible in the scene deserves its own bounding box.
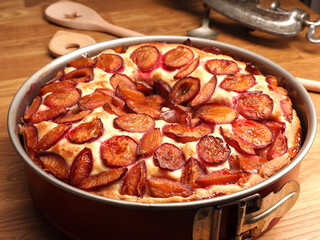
[8,36,317,240]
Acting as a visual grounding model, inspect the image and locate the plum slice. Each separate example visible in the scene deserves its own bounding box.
[196,168,241,187]
[54,109,92,124]
[193,103,238,125]
[232,120,273,149]
[114,113,154,132]
[35,123,71,151]
[154,79,171,100]
[130,45,160,72]
[206,59,239,75]
[38,152,68,180]
[126,100,161,118]
[120,161,147,197]
[79,168,128,190]
[24,96,41,121]
[220,74,255,92]
[64,68,93,83]
[145,95,165,110]
[147,178,194,198]
[68,58,96,68]
[174,57,200,79]
[235,92,274,120]
[135,80,153,95]
[280,97,293,123]
[78,92,112,110]
[40,80,77,96]
[28,107,67,124]
[103,102,126,116]
[96,53,123,73]
[101,135,138,167]
[267,131,288,160]
[69,148,93,187]
[163,46,194,69]
[159,109,181,123]
[169,77,200,105]
[154,143,185,171]
[44,87,81,108]
[197,135,231,164]
[138,128,162,158]
[238,155,268,174]
[189,76,217,107]
[116,85,146,103]
[68,118,103,144]
[180,157,207,188]
[245,63,262,75]
[22,124,38,158]
[109,72,136,90]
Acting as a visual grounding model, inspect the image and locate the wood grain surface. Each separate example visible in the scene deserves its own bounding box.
[1,0,320,239]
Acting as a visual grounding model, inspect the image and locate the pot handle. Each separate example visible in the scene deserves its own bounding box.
[193,180,300,240]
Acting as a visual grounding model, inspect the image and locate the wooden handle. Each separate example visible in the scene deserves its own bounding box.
[296,77,320,92]
[95,21,144,37]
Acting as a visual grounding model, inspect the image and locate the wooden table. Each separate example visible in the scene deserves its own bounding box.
[1,0,319,239]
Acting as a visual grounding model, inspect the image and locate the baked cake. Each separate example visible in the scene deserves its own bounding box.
[20,40,301,203]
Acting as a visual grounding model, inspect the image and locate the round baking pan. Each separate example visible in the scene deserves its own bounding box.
[8,36,317,240]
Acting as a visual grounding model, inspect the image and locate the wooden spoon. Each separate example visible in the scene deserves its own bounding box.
[45,1,144,38]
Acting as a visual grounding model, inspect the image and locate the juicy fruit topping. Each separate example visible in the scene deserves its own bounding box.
[38,152,68,180]
[190,76,217,107]
[79,168,128,190]
[220,74,255,92]
[126,100,161,118]
[196,168,241,187]
[174,57,200,79]
[35,123,71,151]
[22,124,38,151]
[68,118,103,144]
[245,63,262,75]
[96,53,123,73]
[145,95,165,110]
[197,136,231,164]
[193,103,238,124]
[130,45,160,72]
[135,80,153,95]
[44,87,81,108]
[154,143,185,170]
[159,109,181,123]
[78,93,111,110]
[116,85,146,103]
[201,46,222,55]
[138,129,162,157]
[238,155,268,174]
[100,135,138,167]
[28,107,67,124]
[147,178,194,198]
[162,123,213,143]
[64,68,93,83]
[103,102,126,116]
[24,96,41,120]
[280,97,293,123]
[40,80,77,96]
[69,148,93,187]
[267,131,288,160]
[109,72,136,90]
[120,161,147,197]
[232,120,273,149]
[54,109,92,123]
[181,157,207,188]
[163,46,194,69]
[68,58,96,68]
[114,113,155,132]
[235,92,274,120]
[169,77,200,105]
[154,80,171,100]
[206,59,239,75]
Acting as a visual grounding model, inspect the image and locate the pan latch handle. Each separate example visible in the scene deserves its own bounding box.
[193,180,300,240]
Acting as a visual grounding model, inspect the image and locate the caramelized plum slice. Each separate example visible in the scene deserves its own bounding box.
[109,72,136,90]
[174,57,200,79]
[64,68,93,83]
[197,136,231,164]
[68,58,96,68]
[163,46,194,69]
[116,85,146,103]
[135,80,153,95]
[126,100,161,118]
[120,161,147,197]
[69,148,93,187]
[114,113,154,132]
[101,136,138,167]
[138,129,162,157]
[68,118,103,144]
[145,95,165,110]
[238,155,268,174]
[35,123,71,151]
[181,157,207,188]
[40,80,77,96]
[201,46,222,55]
[169,77,200,105]
[193,103,238,124]
[154,143,185,171]
[78,93,111,110]
[38,152,68,180]
[267,131,288,160]
[96,53,123,73]
[79,168,127,190]
[235,92,274,120]
[280,97,293,123]
[147,178,194,198]
[220,74,255,92]
[103,102,126,116]
[245,63,262,75]
[130,45,160,72]
[265,76,278,87]
[54,109,92,123]
[154,80,171,100]
[206,59,239,75]
[196,168,241,187]
[24,96,41,120]
[232,120,273,149]
[28,107,67,124]
[159,109,181,123]
[44,87,81,108]
[190,76,217,107]
[22,124,38,151]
